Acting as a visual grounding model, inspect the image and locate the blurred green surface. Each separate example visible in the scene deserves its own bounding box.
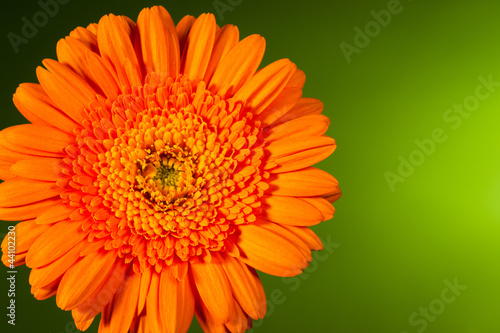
[1,0,500,332]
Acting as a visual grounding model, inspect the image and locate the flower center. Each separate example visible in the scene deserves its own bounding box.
[135,148,198,210]
[64,74,269,272]
[153,161,180,188]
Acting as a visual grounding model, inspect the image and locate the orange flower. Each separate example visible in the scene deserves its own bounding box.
[0,5,341,333]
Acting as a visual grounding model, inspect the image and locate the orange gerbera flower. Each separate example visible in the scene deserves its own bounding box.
[0,5,341,333]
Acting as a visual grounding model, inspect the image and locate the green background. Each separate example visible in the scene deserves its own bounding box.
[1,0,500,332]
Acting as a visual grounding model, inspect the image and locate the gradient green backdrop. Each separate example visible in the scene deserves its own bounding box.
[1,0,499,332]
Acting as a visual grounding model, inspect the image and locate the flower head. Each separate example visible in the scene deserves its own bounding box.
[0,6,341,332]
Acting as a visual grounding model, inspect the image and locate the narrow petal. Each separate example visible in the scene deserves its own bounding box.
[0,178,61,207]
[1,124,73,155]
[72,260,129,324]
[57,249,117,310]
[145,273,162,332]
[264,115,330,141]
[32,277,59,300]
[0,142,37,163]
[281,225,323,251]
[266,136,336,173]
[209,34,264,97]
[102,272,141,333]
[204,24,241,84]
[85,49,121,100]
[287,68,306,88]
[191,253,234,323]
[97,14,142,89]
[273,97,324,125]
[35,204,76,224]
[137,6,180,78]
[29,241,86,288]
[0,159,16,180]
[69,26,98,54]
[57,36,99,87]
[225,301,251,333]
[37,59,97,123]
[10,157,64,181]
[159,269,195,332]
[137,267,152,316]
[13,83,78,133]
[1,219,50,267]
[0,198,61,221]
[26,221,88,268]
[176,15,196,55]
[195,302,228,333]
[257,86,303,127]
[233,59,296,115]
[222,255,266,319]
[237,221,308,277]
[269,167,339,197]
[259,221,312,261]
[182,14,216,80]
[263,195,323,226]
[72,313,94,332]
[301,197,337,221]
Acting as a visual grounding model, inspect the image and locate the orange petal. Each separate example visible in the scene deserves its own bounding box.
[10,157,64,181]
[0,142,38,163]
[72,260,129,323]
[26,220,88,268]
[204,24,240,83]
[263,195,323,226]
[29,241,86,288]
[176,15,196,56]
[35,204,77,224]
[301,197,337,221]
[195,301,228,333]
[97,14,142,89]
[0,198,61,221]
[36,60,96,123]
[287,68,306,88]
[159,269,195,332]
[266,136,336,173]
[69,26,98,54]
[236,220,308,277]
[146,272,162,332]
[72,315,94,332]
[264,115,330,141]
[57,249,117,310]
[85,49,121,100]
[191,253,234,323]
[222,255,266,319]
[137,267,152,316]
[57,37,96,85]
[32,277,59,300]
[281,225,323,251]
[273,97,324,125]
[1,124,73,155]
[13,83,78,133]
[259,221,312,261]
[225,300,251,333]
[1,219,50,267]
[234,59,296,115]
[138,6,180,78]
[0,178,61,208]
[0,159,16,180]
[102,272,141,333]
[209,34,265,98]
[182,14,216,80]
[257,86,302,127]
[269,167,339,197]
